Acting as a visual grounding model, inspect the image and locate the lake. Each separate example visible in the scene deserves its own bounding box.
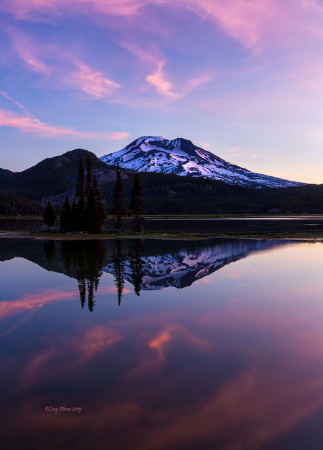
[1,237,323,449]
[2,216,323,234]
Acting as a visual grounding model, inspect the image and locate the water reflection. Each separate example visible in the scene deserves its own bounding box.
[1,238,288,307]
[60,240,106,311]
[1,238,323,449]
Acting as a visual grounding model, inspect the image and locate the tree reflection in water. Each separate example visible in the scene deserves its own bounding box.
[112,240,126,305]
[43,240,57,266]
[129,239,144,296]
[60,240,106,311]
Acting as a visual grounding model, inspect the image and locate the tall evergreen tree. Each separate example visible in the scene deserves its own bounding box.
[111,164,126,232]
[43,201,57,229]
[76,159,86,230]
[93,175,106,224]
[71,199,77,231]
[60,195,72,231]
[128,173,145,232]
[85,154,93,197]
[76,159,85,200]
[85,187,101,233]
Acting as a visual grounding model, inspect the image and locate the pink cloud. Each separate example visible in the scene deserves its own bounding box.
[121,42,212,99]
[0,289,78,319]
[3,0,323,51]
[68,58,120,99]
[0,107,129,139]
[6,27,120,99]
[146,62,179,99]
[20,325,122,388]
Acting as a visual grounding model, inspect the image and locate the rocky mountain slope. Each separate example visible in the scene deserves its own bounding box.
[101,136,304,189]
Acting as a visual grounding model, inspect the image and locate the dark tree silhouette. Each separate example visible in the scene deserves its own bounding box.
[130,239,144,295]
[43,240,57,265]
[43,201,57,229]
[60,240,107,311]
[60,195,72,231]
[76,159,85,200]
[85,154,93,198]
[112,240,125,305]
[76,159,86,230]
[71,199,77,231]
[85,187,102,233]
[93,175,106,224]
[111,164,126,232]
[128,173,145,232]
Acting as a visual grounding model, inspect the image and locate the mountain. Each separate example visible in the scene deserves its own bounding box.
[0,149,135,206]
[1,147,323,214]
[100,136,304,189]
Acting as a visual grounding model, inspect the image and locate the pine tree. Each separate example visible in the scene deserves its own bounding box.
[128,173,144,232]
[85,154,93,198]
[43,201,57,229]
[85,187,101,233]
[111,164,126,232]
[60,195,72,231]
[71,199,77,231]
[93,175,106,226]
[76,159,85,200]
[76,159,86,230]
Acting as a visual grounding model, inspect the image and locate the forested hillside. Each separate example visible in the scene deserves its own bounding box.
[0,192,43,216]
[100,172,323,214]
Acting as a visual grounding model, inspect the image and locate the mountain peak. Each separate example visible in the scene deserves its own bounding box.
[101,136,304,188]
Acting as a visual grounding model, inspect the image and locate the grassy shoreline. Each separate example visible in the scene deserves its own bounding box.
[2,214,323,220]
[1,230,323,241]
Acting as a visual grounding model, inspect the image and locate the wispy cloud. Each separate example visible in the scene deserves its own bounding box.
[67,57,120,99]
[0,107,129,139]
[6,27,120,99]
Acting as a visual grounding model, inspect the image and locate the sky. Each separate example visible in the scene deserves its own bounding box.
[0,0,323,183]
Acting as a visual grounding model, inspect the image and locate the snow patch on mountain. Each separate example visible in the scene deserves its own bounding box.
[100,136,304,188]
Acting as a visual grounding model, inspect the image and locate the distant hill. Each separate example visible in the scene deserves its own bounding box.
[101,136,304,189]
[0,149,135,206]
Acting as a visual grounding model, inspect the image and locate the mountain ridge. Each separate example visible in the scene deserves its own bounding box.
[101,136,304,189]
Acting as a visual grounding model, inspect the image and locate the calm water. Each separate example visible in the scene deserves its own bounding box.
[2,217,323,233]
[1,237,323,449]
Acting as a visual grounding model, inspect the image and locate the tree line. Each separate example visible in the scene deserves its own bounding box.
[43,155,144,233]
[0,192,43,217]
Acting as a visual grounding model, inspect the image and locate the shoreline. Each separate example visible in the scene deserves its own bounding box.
[2,214,323,220]
[1,231,323,242]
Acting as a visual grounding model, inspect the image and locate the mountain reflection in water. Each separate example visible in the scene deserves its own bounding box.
[2,238,323,450]
[1,238,289,310]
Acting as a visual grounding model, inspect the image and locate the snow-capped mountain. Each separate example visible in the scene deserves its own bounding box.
[104,239,288,290]
[100,136,304,188]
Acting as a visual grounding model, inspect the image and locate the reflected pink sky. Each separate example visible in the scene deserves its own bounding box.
[1,242,323,449]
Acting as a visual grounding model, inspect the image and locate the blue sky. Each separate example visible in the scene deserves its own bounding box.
[1,0,323,183]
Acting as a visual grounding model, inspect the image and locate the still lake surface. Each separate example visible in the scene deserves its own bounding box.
[1,237,323,449]
[2,217,323,233]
